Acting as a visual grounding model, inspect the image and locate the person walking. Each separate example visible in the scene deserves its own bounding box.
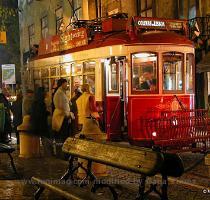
[0,89,12,143]
[52,78,74,142]
[11,92,23,144]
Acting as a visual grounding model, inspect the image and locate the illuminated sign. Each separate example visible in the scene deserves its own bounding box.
[2,64,16,84]
[133,17,187,34]
[137,20,166,28]
[38,28,88,56]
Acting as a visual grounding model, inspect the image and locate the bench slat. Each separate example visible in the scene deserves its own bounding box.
[62,138,164,176]
[32,177,106,200]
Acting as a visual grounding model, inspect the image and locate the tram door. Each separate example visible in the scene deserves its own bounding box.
[104,56,126,141]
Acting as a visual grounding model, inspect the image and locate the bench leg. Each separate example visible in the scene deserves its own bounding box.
[136,176,146,200]
[161,175,168,200]
[91,180,118,200]
[7,153,17,174]
[79,160,96,187]
[60,156,75,181]
[34,186,45,200]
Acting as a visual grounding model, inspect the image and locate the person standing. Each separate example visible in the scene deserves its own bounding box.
[22,89,34,117]
[30,87,50,137]
[70,88,82,135]
[52,78,74,142]
[0,89,12,143]
[76,84,101,136]
[11,92,23,144]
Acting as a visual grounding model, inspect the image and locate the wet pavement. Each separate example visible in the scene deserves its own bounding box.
[0,138,209,200]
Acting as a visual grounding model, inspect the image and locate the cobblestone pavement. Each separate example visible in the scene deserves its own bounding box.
[0,140,209,200]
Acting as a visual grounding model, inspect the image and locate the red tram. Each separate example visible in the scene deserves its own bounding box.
[31,16,209,150]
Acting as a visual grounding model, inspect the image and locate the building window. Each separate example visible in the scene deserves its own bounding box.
[55,7,63,34]
[28,24,35,48]
[72,0,82,20]
[41,16,48,38]
[140,0,153,17]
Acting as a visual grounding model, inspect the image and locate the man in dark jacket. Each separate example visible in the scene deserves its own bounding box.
[140,67,157,91]
[11,92,23,144]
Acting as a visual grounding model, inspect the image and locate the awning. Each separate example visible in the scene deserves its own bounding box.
[197,52,210,73]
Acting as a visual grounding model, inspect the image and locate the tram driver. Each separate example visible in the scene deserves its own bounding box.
[140,66,157,91]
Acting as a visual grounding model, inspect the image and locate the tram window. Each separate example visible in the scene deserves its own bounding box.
[163,52,183,92]
[186,54,194,92]
[83,61,95,73]
[33,70,41,79]
[50,66,60,77]
[132,52,157,92]
[34,79,42,89]
[42,79,49,92]
[84,75,95,94]
[72,63,82,75]
[41,68,49,78]
[60,65,71,76]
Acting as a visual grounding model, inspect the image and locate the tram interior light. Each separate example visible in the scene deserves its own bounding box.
[65,67,71,74]
[133,53,153,58]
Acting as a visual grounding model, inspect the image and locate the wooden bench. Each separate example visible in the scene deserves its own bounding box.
[0,143,17,174]
[32,137,184,200]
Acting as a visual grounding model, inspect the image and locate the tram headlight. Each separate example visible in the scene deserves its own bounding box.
[152,132,157,137]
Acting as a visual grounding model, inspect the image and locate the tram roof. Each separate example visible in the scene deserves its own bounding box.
[35,30,193,61]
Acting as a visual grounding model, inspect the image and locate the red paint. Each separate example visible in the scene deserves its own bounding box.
[34,31,193,60]
[127,95,194,144]
[105,96,122,140]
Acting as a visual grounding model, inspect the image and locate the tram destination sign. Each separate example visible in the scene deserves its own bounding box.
[38,27,88,56]
[133,17,187,33]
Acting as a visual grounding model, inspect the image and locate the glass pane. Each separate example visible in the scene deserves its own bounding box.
[50,67,60,77]
[186,54,194,92]
[141,0,146,10]
[132,52,157,92]
[141,11,146,17]
[34,79,42,89]
[83,61,95,73]
[146,9,152,17]
[147,0,152,8]
[72,63,82,75]
[42,79,49,91]
[33,70,41,79]
[163,52,183,91]
[60,64,71,76]
[108,59,119,93]
[84,75,95,94]
[41,68,49,78]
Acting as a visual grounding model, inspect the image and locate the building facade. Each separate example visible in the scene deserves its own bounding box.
[0,0,20,92]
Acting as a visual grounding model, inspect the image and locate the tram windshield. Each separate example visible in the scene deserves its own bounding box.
[132,52,157,92]
[163,52,183,92]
